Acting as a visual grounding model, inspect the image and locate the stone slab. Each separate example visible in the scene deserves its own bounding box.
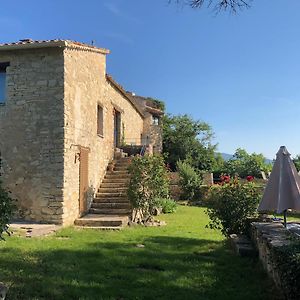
[10,221,61,237]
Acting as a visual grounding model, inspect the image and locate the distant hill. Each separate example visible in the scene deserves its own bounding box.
[219,153,273,164]
[220,153,233,161]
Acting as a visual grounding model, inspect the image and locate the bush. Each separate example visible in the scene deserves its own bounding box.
[206,180,261,236]
[176,160,202,200]
[128,155,169,222]
[155,198,177,213]
[272,240,300,299]
[0,180,14,240]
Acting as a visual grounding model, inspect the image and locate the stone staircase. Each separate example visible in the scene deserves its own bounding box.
[75,157,132,229]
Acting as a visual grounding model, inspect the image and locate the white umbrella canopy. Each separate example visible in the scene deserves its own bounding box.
[258,146,300,214]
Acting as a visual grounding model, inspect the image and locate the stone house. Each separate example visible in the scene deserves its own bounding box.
[0,39,163,225]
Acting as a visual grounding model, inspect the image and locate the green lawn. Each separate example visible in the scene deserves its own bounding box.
[0,206,281,300]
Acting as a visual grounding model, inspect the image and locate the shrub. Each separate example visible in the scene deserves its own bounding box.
[0,180,14,240]
[272,240,300,299]
[128,155,169,222]
[155,198,177,213]
[206,179,261,236]
[176,160,202,200]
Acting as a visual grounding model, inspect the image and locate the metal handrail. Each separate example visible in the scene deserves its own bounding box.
[140,145,147,156]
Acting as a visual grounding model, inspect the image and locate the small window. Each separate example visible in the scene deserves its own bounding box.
[0,62,9,104]
[97,105,104,136]
[152,115,160,125]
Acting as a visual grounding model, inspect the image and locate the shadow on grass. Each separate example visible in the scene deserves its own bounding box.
[0,236,281,300]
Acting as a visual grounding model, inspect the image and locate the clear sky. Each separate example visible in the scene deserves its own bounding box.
[1,0,300,159]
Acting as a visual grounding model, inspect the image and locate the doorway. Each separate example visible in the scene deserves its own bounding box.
[114,109,121,148]
[79,146,89,216]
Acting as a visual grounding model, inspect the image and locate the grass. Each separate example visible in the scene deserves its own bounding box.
[0,206,282,300]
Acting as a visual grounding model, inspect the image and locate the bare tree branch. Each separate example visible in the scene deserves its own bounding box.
[170,0,252,13]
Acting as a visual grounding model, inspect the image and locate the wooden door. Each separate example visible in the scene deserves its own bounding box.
[79,147,89,216]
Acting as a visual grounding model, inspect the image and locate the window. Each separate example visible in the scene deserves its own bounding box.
[0,62,9,104]
[152,115,160,125]
[97,105,104,136]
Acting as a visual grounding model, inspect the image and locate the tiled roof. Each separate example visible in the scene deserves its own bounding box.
[0,39,109,54]
[0,39,61,46]
[106,74,145,118]
[106,75,163,117]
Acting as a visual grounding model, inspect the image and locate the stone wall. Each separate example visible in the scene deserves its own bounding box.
[142,112,162,153]
[168,172,182,200]
[251,222,300,300]
[0,48,65,223]
[0,44,145,225]
[63,47,144,225]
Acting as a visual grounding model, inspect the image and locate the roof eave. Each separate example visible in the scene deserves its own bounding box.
[106,75,145,119]
[0,40,110,55]
[0,40,67,52]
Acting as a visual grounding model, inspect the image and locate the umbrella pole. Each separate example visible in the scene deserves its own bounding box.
[283,210,287,228]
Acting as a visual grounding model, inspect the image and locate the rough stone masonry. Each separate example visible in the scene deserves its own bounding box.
[0,40,163,225]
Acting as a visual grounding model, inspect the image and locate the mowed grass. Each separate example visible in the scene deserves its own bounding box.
[0,206,280,300]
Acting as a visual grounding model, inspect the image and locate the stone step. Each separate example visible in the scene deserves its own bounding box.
[107,162,130,168]
[74,214,129,227]
[114,166,130,171]
[75,226,124,231]
[229,234,257,257]
[118,157,132,161]
[89,208,131,215]
[104,175,130,180]
[102,175,129,179]
[106,170,129,176]
[91,202,131,209]
[102,177,129,182]
[93,197,129,203]
[95,192,127,198]
[100,182,128,188]
[98,187,128,193]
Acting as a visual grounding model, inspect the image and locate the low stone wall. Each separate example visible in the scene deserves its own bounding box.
[168,172,182,200]
[250,222,300,300]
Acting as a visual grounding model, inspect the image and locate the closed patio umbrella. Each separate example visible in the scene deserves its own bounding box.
[258,146,300,227]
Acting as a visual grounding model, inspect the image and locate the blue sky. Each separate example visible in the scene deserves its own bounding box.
[1,0,300,159]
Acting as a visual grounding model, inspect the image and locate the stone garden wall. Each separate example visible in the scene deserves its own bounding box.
[251,222,300,300]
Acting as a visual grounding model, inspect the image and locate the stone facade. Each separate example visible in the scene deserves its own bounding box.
[0,47,65,224]
[0,40,160,225]
[127,94,164,153]
[62,47,144,225]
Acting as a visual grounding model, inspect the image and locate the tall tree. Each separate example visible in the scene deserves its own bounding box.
[162,114,216,171]
[171,0,252,13]
[224,148,272,178]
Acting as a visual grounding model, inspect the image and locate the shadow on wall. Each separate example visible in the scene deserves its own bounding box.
[0,236,281,300]
[85,185,96,212]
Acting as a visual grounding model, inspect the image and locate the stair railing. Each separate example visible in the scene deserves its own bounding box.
[140,145,147,156]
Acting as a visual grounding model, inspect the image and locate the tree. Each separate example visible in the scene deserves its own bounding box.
[128,155,170,222]
[224,148,272,178]
[293,155,300,172]
[171,0,252,13]
[162,114,217,171]
[0,180,14,240]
